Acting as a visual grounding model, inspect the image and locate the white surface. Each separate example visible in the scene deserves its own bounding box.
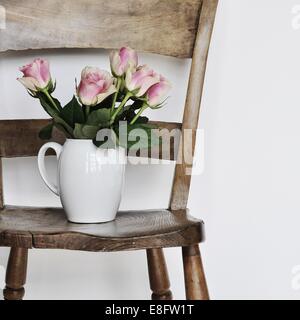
[0,0,300,299]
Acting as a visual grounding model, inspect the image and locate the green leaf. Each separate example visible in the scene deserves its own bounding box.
[37,92,60,119]
[114,105,134,122]
[73,124,85,139]
[52,96,62,111]
[61,96,85,128]
[39,122,54,140]
[73,123,99,139]
[116,102,149,123]
[35,92,74,137]
[133,116,149,124]
[37,91,62,112]
[131,100,145,110]
[54,123,73,139]
[134,122,157,129]
[93,95,114,110]
[115,123,160,150]
[82,125,99,138]
[87,108,111,127]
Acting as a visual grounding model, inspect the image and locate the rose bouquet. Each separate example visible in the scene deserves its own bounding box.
[18,47,171,149]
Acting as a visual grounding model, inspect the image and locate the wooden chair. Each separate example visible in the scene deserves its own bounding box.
[0,0,218,300]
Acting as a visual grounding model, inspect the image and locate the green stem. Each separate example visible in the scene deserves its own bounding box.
[111,78,122,114]
[130,104,148,125]
[42,89,60,112]
[111,92,133,124]
[85,106,90,120]
[42,89,74,137]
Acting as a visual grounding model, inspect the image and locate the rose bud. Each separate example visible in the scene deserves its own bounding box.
[18,58,53,92]
[125,65,160,97]
[77,67,116,106]
[110,47,138,77]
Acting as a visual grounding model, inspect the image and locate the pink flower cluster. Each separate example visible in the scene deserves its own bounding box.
[111,47,171,108]
[18,47,171,110]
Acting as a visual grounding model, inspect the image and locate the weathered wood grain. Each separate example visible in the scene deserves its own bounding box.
[0,158,3,209]
[0,119,66,158]
[0,206,204,252]
[147,248,173,300]
[0,119,181,160]
[0,0,202,58]
[182,245,209,300]
[130,121,182,161]
[3,247,28,300]
[170,0,219,210]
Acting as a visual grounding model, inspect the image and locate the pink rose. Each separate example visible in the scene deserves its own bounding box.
[77,67,116,106]
[18,58,52,91]
[110,47,138,76]
[125,65,160,97]
[146,75,172,108]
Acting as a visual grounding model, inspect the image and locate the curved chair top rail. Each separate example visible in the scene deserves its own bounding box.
[0,0,203,58]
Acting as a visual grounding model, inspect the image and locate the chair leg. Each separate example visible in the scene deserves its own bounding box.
[182,245,209,300]
[3,247,28,300]
[146,248,173,300]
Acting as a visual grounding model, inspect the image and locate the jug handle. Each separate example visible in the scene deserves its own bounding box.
[38,142,63,196]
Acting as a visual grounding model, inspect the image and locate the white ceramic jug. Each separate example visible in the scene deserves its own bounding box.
[38,139,126,223]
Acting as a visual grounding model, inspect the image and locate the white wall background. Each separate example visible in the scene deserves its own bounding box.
[0,0,300,300]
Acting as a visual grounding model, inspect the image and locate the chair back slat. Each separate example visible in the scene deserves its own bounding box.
[0,0,202,58]
[0,120,66,158]
[0,119,181,160]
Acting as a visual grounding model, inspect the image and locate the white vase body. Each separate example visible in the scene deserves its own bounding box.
[38,139,126,223]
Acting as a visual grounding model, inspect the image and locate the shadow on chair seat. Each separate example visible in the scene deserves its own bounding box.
[0,206,204,252]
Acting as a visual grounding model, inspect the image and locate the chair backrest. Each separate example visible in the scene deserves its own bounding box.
[1,0,202,58]
[0,0,219,210]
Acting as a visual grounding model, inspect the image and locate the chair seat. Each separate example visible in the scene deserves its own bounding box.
[0,206,204,252]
